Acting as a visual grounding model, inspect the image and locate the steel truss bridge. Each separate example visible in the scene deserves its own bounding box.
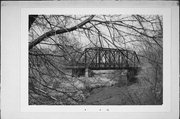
[66,47,140,79]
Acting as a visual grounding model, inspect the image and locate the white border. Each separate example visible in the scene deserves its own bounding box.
[21,8,171,112]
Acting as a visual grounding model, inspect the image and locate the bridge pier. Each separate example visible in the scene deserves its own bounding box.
[85,68,89,77]
[71,68,94,77]
[127,68,140,83]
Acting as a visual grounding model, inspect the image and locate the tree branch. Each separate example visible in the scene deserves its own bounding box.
[29,15,95,50]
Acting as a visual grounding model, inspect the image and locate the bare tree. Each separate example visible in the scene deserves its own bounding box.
[28,15,163,105]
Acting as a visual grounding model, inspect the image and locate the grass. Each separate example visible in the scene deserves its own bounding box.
[29,64,163,105]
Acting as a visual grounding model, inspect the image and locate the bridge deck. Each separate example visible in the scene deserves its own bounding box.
[65,66,140,70]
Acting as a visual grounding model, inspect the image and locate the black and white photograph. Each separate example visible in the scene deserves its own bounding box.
[28,14,163,105]
[1,1,179,119]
